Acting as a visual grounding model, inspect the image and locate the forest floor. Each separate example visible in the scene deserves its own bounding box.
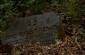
[0,36,85,55]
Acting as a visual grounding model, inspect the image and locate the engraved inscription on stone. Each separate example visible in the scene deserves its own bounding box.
[1,11,60,45]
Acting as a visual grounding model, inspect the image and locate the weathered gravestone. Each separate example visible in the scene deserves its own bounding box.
[1,11,60,45]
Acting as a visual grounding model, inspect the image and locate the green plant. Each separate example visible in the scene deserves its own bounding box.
[28,0,50,14]
[0,0,14,36]
[65,0,82,19]
[0,31,5,37]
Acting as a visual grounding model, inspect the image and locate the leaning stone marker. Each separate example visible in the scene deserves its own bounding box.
[1,11,60,45]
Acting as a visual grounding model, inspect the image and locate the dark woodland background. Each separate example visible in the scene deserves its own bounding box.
[0,0,85,55]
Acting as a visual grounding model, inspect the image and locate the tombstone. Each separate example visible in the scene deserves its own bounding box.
[1,11,60,45]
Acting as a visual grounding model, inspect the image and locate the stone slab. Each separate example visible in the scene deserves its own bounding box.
[1,11,60,45]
